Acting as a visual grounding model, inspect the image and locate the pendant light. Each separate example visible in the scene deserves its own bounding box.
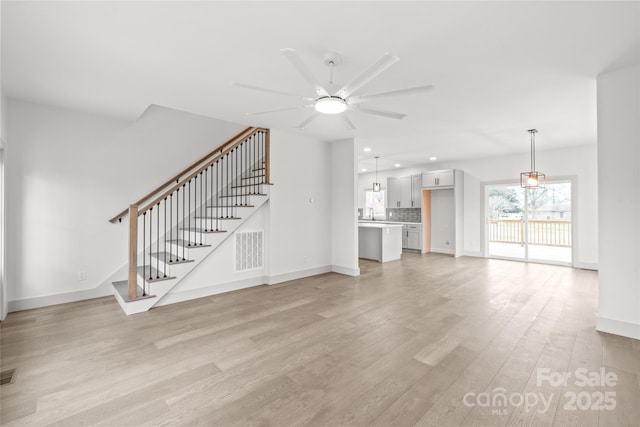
[373,156,381,192]
[520,129,545,188]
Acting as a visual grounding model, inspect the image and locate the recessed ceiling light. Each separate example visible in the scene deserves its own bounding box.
[361,168,367,172]
[363,148,372,152]
[394,163,401,167]
[429,156,437,161]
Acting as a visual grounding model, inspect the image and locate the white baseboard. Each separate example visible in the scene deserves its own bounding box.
[596,316,640,340]
[431,248,455,255]
[461,251,484,258]
[332,265,360,276]
[575,262,599,271]
[155,276,268,307]
[8,283,112,313]
[267,266,332,285]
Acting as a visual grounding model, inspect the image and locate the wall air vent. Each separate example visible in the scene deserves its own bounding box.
[235,230,264,271]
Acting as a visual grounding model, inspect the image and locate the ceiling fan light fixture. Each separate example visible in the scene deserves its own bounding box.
[315,96,347,114]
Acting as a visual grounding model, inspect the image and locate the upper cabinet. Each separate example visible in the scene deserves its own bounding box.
[387,176,412,208]
[422,169,455,189]
[411,174,422,208]
[388,174,424,208]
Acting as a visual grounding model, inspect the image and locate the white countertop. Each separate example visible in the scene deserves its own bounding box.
[358,222,404,229]
[359,220,422,225]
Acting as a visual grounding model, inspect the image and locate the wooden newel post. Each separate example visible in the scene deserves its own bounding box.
[128,204,138,301]
[264,129,270,183]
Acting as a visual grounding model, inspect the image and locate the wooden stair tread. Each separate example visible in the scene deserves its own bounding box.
[112,281,156,302]
[231,183,273,189]
[168,239,212,248]
[219,193,267,198]
[193,216,242,220]
[149,252,194,265]
[136,266,176,283]
[180,227,229,233]
[207,205,255,208]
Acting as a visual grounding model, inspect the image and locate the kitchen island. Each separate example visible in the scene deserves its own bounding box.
[358,222,403,262]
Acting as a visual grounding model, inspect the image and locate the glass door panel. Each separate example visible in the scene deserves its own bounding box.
[527,182,572,264]
[487,184,526,260]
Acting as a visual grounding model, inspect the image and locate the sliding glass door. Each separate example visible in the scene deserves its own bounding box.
[487,181,572,265]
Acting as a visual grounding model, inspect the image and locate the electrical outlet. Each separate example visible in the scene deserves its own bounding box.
[389,212,393,217]
[77,270,87,281]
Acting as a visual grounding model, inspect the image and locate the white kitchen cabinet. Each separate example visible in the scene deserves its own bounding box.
[401,224,422,251]
[387,176,412,208]
[389,175,422,208]
[410,174,422,208]
[406,224,422,250]
[422,169,455,188]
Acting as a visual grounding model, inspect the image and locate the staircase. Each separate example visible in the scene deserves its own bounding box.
[109,127,271,315]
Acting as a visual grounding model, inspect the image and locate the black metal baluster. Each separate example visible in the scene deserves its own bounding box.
[169,194,173,263]
[182,184,186,259]
[253,134,257,195]
[235,147,239,208]
[142,212,146,296]
[261,131,265,184]
[200,172,204,242]
[240,141,250,206]
[216,160,220,231]
[204,168,208,232]
[156,202,160,279]
[149,207,153,281]
[163,198,167,277]
[226,152,229,218]
[188,179,191,247]
[210,162,214,219]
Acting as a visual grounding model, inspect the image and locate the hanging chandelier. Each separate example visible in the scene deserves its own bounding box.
[520,129,545,188]
[373,156,381,192]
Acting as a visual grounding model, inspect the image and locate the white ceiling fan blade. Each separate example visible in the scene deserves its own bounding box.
[294,114,319,129]
[348,85,434,105]
[280,48,329,98]
[335,53,399,99]
[341,115,356,130]
[246,105,311,116]
[354,106,407,120]
[233,82,315,101]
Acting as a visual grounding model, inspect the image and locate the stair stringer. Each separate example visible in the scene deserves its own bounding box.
[112,190,270,315]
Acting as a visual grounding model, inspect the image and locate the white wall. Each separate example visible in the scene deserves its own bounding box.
[0,89,7,320]
[596,64,640,339]
[331,139,359,276]
[267,129,333,283]
[358,144,598,267]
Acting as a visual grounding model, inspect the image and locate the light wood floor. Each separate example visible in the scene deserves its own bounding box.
[1,254,639,426]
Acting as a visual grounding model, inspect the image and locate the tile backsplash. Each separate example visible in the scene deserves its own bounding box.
[386,208,421,223]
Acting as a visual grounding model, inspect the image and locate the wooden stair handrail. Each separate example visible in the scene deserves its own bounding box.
[109,126,263,223]
[136,128,268,217]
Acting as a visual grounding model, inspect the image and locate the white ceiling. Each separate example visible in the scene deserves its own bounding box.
[2,1,639,171]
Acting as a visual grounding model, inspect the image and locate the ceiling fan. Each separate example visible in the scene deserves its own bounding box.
[233,49,433,130]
